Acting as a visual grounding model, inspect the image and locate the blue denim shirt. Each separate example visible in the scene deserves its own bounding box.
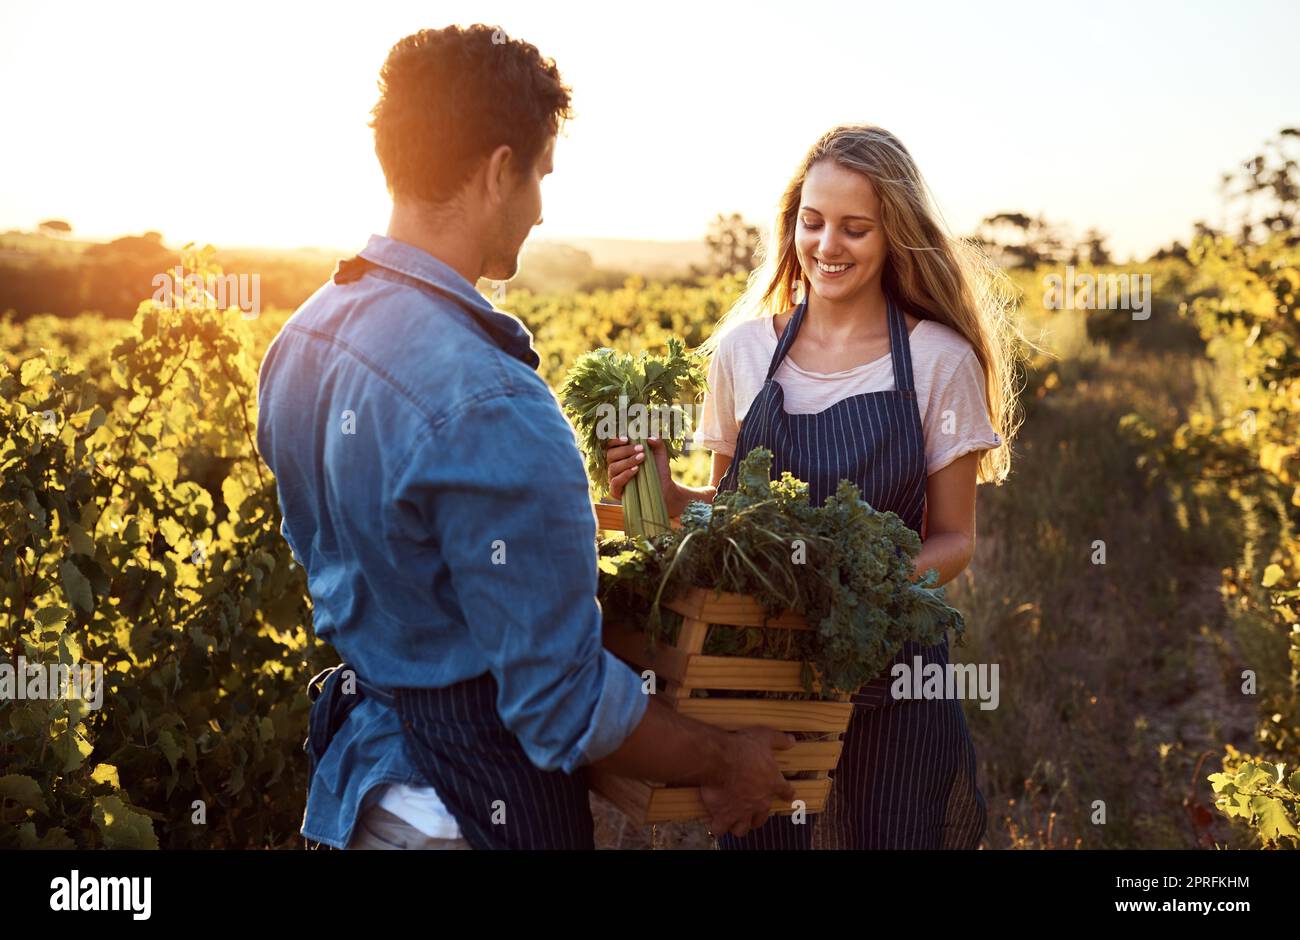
[256,234,648,848]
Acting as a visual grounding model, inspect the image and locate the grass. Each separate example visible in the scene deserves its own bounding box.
[949,314,1257,849]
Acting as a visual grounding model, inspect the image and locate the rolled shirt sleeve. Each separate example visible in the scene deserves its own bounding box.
[694,339,739,456]
[924,348,1003,476]
[387,379,647,774]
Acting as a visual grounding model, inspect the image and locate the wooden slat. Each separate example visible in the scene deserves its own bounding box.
[664,617,708,701]
[593,502,625,532]
[664,588,810,630]
[591,757,843,825]
[643,778,832,823]
[603,635,845,699]
[602,635,844,698]
[774,740,844,772]
[588,768,655,826]
[675,617,708,655]
[598,738,839,783]
[592,501,683,533]
[602,624,690,685]
[680,655,810,692]
[676,698,853,733]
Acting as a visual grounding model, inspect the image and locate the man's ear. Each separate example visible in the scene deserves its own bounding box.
[482,144,515,206]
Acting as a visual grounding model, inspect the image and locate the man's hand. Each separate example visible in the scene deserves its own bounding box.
[590,701,796,837]
[699,727,797,838]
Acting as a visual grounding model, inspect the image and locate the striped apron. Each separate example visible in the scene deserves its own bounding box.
[713,294,987,850]
[393,677,595,849]
[305,667,593,849]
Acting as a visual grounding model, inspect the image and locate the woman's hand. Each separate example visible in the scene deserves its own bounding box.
[605,436,685,517]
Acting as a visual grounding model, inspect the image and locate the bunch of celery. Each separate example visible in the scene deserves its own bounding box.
[560,338,706,537]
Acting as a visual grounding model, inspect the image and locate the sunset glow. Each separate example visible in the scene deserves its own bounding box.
[1,0,1296,257]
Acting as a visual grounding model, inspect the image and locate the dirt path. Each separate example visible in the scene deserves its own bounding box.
[1132,562,1259,848]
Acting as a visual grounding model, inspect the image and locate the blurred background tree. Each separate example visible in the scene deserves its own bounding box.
[1214,127,1300,244]
[974,211,1068,269]
[81,232,175,316]
[37,219,72,237]
[1072,227,1113,266]
[695,212,761,278]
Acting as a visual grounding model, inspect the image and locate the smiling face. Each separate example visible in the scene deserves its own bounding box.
[794,159,888,305]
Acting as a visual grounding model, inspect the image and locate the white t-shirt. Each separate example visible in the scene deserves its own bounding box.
[694,314,1002,477]
[374,782,463,840]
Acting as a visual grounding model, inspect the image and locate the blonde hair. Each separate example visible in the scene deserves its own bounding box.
[703,123,1026,485]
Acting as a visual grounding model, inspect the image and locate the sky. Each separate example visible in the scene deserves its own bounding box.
[0,0,1295,260]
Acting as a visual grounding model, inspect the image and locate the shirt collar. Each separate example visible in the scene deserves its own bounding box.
[357,234,540,371]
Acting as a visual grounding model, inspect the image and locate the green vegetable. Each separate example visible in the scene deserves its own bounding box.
[560,338,706,537]
[597,447,966,696]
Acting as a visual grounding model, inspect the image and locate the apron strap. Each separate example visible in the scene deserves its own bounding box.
[764,294,917,393]
[764,300,808,381]
[333,253,542,372]
[886,294,917,393]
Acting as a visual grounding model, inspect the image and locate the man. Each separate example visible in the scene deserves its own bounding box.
[256,24,794,850]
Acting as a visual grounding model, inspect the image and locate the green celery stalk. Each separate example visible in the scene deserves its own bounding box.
[559,339,706,540]
[625,436,670,538]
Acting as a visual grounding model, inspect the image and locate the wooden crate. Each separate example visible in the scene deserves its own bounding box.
[590,500,852,824]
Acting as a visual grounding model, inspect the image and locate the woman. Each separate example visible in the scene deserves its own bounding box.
[605,124,1023,849]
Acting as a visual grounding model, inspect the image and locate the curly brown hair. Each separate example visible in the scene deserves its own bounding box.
[370,25,573,203]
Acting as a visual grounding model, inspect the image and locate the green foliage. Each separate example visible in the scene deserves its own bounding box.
[0,245,332,848]
[560,338,706,536]
[0,258,736,849]
[1209,751,1300,848]
[502,274,745,387]
[0,230,336,321]
[1123,233,1300,847]
[559,337,707,485]
[598,448,965,696]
